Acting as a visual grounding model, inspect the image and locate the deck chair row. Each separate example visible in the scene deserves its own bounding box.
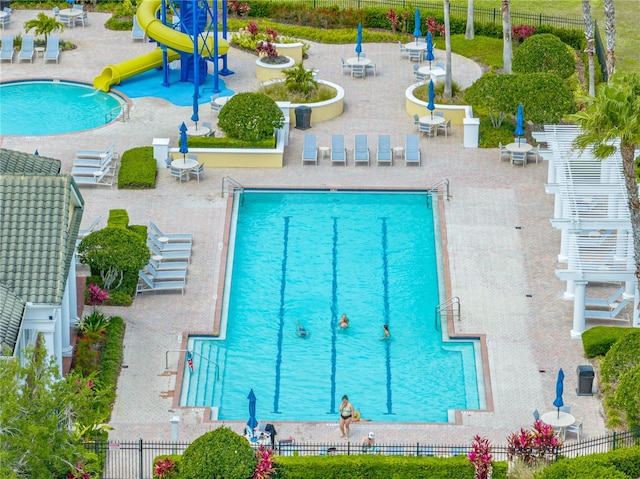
[0,35,61,63]
[302,134,421,166]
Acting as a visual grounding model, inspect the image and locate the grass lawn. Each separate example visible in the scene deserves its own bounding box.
[457,0,637,71]
[449,34,503,71]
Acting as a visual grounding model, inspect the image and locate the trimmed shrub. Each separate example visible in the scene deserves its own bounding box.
[218,92,284,141]
[600,330,640,385]
[512,33,576,79]
[614,365,640,428]
[118,146,157,189]
[186,136,276,149]
[107,209,129,228]
[582,326,632,358]
[179,427,256,479]
[537,446,640,479]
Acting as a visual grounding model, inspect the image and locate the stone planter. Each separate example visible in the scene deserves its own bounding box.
[272,42,304,63]
[255,56,295,82]
[262,79,345,123]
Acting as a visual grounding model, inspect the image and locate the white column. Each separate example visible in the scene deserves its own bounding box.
[547,156,556,184]
[153,138,171,168]
[68,259,80,326]
[61,288,72,357]
[633,283,640,328]
[553,193,562,221]
[54,312,63,373]
[559,229,568,263]
[571,280,587,338]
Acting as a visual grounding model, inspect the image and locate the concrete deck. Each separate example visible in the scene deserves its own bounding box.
[0,10,608,447]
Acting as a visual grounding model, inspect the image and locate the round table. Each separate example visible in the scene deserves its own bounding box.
[171,159,198,181]
[59,8,83,27]
[541,411,575,438]
[405,42,426,51]
[419,116,445,126]
[505,142,533,153]
[213,96,231,108]
[318,146,330,159]
[186,126,211,137]
[346,57,371,66]
[393,146,404,159]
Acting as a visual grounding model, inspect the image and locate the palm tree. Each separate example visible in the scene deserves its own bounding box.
[501,0,512,73]
[570,73,640,283]
[582,0,595,95]
[443,0,452,99]
[24,12,64,44]
[603,0,616,79]
[465,0,474,39]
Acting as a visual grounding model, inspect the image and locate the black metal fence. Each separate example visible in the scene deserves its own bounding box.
[251,0,584,30]
[86,429,640,479]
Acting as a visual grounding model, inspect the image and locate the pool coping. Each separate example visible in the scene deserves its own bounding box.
[172,186,494,425]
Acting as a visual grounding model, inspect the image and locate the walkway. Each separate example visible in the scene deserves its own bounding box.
[0,10,607,447]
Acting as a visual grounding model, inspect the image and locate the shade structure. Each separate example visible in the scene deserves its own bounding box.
[427,79,435,117]
[191,96,199,130]
[413,9,422,39]
[552,368,565,418]
[515,103,525,144]
[426,32,435,68]
[179,122,188,163]
[355,23,362,60]
[247,389,258,431]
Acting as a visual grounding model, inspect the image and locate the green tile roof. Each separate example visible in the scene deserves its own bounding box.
[0,174,84,304]
[0,148,62,175]
[0,283,25,356]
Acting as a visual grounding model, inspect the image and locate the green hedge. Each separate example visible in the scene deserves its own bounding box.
[118,146,157,189]
[582,326,633,358]
[273,455,508,479]
[185,136,276,149]
[538,445,640,479]
[107,209,129,228]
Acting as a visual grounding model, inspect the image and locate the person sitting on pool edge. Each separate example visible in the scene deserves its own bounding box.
[296,320,309,337]
[361,431,380,453]
[339,314,349,329]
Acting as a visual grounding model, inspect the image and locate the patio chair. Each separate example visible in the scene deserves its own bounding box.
[73,4,88,27]
[560,406,571,414]
[136,271,185,297]
[413,64,427,81]
[353,134,370,166]
[398,40,408,56]
[498,142,510,163]
[144,263,187,282]
[44,35,60,63]
[437,119,452,138]
[405,134,421,166]
[170,165,188,181]
[131,14,145,41]
[351,64,365,79]
[202,121,214,136]
[408,49,422,62]
[72,169,113,187]
[365,62,376,77]
[511,151,526,167]
[190,162,205,182]
[340,57,351,75]
[331,134,347,166]
[0,35,13,63]
[147,240,191,262]
[418,122,434,138]
[0,10,10,30]
[147,233,192,253]
[301,133,318,165]
[76,142,116,160]
[413,113,421,131]
[376,134,392,166]
[58,12,71,27]
[527,145,541,164]
[533,409,540,421]
[435,62,445,69]
[149,257,188,271]
[18,35,34,63]
[565,417,583,441]
[52,6,60,19]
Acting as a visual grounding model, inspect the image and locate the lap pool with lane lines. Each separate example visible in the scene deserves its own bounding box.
[181,190,484,423]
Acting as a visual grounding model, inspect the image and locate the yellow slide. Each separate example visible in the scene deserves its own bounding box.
[93,0,229,92]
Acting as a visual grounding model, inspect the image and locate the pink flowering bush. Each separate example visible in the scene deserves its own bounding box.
[426,16,445,38]
[229,0,250,17]
[153,457,178,478]
[253,445,275,479]
[385,8,398,34]
[512,25,536,44]
[507,420,561,466]
[67,462,91,479]
[88,283,109,309]
[468,435,493,479]
[247,20,259,36]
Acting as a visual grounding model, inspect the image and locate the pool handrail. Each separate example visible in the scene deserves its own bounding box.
[166,349,220,380]
[221,175,244,198]
[105,103,129,123]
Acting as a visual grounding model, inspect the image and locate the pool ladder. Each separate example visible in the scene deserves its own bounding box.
[435,296,460,331]
[104,103,130,123]
[428,178,451,201]
[165,349,220,380]
[221,176,244,203]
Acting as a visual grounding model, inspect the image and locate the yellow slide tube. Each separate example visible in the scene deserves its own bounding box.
[93,0,230,92]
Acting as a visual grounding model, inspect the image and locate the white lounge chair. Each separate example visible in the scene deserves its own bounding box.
[44,35,60,63]
[0,35,13,63]
[353,134,369,166]
[131,14,145,41]
[76,142,116,160]
[78,217,101,239]
[405,134,421,166]
[18,35,34,63]
[149,257,188,271]
[147,241,191,262]
[301,133,318,165]
[511,151,526,167]
[136,271,184,297]
[147,234,192,253]
[144,263,187,282]
[331,134,346,166]
[149,221,193,244]
[72,169,113,187]
[376,134,392,166]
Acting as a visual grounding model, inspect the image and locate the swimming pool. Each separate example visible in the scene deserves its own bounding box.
[181,190,484,423]
[0,80,125,136]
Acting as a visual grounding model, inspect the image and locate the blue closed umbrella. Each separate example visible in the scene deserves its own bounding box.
[413,9,422,40]
[191,95,199,130]
[179,122,188,164]
[515,103,525,145]
[355,23,362,60]
[426,32,435,68]
[553,368,565,418]
[247,389,258,432]
[34,150,39,156]
[427,79,435,118]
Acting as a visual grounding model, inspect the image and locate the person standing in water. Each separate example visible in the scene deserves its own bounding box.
[339,314,349,329]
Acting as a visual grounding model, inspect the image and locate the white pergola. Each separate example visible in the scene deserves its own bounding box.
[543,125,638,338]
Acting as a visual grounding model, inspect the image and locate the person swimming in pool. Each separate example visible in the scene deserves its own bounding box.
[338,314,349,329]
[380,324,390,339]
[339,394,354,439]
[296,320,309,337]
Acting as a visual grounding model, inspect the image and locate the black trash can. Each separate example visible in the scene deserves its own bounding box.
[294,105,311,130]
[576,365,594,396]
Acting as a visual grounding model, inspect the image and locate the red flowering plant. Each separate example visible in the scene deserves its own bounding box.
[507,420,561,466]
[425,16,445,38]
[67,462,91,479]
[246,20,259,36]
[468,435,493,479]
[229,0,250,17]
[512,25,536,45]
[385,8,399,34]
[153,457,178,478]
[256,40,288,64]
[253,445,275,479]
[88,283,109,310]
[265,28,278,42]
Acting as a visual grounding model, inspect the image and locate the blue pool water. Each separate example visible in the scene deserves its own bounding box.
[182,191,483,422]
[0,80,124,136]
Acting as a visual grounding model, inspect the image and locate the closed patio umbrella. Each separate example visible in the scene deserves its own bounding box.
[413,8,422,41]
[191,95,199,130]
[553,368,564,419]
[247,389,258,433]
[427,79,435,118]
[179,122,188,165]
[515,103,525,145]
[355,23,362,60]
[426,32,435,69]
